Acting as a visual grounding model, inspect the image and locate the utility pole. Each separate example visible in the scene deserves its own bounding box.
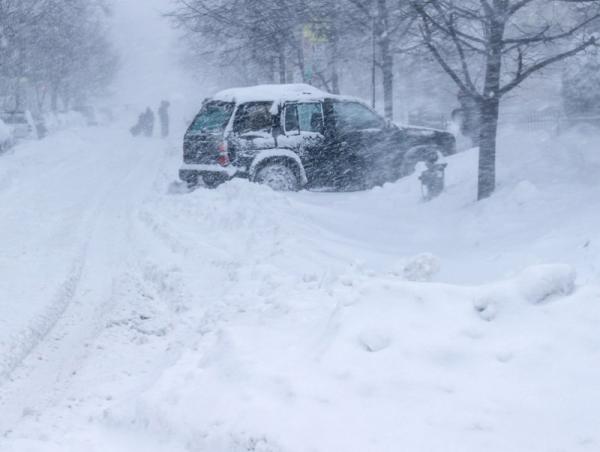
[371,17,377,109]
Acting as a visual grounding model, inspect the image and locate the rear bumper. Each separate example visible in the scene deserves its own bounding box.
[178,163,247,184]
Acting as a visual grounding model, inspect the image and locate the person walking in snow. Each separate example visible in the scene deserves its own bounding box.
[158,100,170,138]
[130,111,144,136]
[130,107,155,137]
[142,107,155,137]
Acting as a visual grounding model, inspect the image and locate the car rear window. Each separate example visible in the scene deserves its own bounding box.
[189,101,234,132]
[233,102,273,134]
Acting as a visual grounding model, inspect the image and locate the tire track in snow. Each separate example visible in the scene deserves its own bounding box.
[0,133,168,435]
[0,250,87,381]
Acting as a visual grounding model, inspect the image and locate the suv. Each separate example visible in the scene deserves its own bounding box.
[179,84,456,191]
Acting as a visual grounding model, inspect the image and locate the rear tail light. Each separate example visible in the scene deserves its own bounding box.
[217,141,230,166]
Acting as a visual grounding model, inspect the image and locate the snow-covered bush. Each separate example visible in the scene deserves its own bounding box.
[401,253,441,282]
[516,264,576,304]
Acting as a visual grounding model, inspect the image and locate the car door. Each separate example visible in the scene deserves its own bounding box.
[278,102,327,186]
[229,102,277,162]
[326,100,394,188]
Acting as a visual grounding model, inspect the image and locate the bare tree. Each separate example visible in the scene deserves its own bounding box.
[0,0,117,112]
[171,0,310,85]
[344,0,418,119]
[171,0,424,111]
[412,0,600,200]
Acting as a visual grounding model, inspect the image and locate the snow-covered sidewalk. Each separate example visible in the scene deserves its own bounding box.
[1,126,599,451]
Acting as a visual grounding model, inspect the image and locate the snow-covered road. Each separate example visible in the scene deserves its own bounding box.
[1,125,600,451]
[0,128,171,429]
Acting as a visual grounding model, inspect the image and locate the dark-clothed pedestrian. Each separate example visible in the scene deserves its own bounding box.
[130,112,144,137]
[142,107,155,137]
[130,107,155,137]
[158,100,170,138]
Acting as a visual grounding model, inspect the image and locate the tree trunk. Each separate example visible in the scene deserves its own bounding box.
[477,18,505,200]
[377,0,393,120]
[278,45,286,84]
[268,57,276,83]
[330,26,340,94]
[51,83,59,113]
[296,42,306,83]
[381,45,393,119]
[14,82,22,111]
[35,84,47,113]
[477,97,500,200]
[371,20,377,109]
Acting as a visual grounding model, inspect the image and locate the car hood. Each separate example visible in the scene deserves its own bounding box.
[393,122,448,136]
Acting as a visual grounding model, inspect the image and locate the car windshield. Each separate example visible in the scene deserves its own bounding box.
[189,101,234,132]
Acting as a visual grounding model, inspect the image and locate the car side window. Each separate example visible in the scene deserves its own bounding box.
[284,104,299,132]
[284,102,324,134]
[233,102,273,134]
[332,101,384,131]
[298,103,323,133]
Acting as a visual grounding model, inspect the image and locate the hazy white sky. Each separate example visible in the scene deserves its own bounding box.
[110,0,196,109]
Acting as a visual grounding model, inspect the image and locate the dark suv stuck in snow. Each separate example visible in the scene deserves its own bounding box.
[179,84,455,191]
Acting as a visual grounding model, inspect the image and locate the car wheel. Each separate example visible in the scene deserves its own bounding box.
[255,163,299,191]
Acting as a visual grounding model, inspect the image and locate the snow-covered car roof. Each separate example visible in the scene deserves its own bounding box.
[212,83,350,105]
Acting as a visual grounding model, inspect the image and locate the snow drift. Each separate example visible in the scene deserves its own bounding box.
[1,125,600,452]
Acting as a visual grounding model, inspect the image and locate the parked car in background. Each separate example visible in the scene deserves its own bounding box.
[179,84,456,191]
[0,111,39,141]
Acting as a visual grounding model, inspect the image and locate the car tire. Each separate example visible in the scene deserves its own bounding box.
[254,163,299,191]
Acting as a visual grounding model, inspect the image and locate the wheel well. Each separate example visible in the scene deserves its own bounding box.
[251,156,303,183]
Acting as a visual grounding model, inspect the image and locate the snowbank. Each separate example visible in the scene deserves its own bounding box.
[2,124,600,452]
[100,265,594,452]
[516,264,576,304]
[81,140,600,450]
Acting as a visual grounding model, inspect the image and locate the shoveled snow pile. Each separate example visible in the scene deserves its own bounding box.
[99,265,598,452]
[1,126,600,451]
[398,252,441,281]
[516,264,576,304]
